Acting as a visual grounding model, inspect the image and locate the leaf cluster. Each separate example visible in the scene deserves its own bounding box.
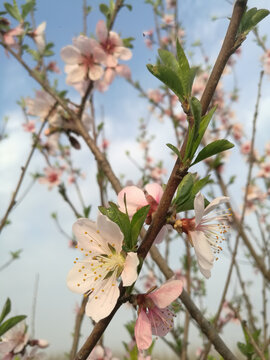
[99,202,149,251]
[0,298,26,338]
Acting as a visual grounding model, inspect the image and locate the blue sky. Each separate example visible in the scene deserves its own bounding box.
[1,0,270,357]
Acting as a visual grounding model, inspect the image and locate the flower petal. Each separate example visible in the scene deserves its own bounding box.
[118,186,147,216]
[88,64,104,81]
[85,273,120,322]
[72,217,108,254]
[96,20,108,43]
[96,213,123,253]
[121,252,139,286]
[150,307,174,337]
[66,65,86,83]
[145,183,163,203]
[61,45,81,64]
[203,196,230,216]
[153,225,167,245]
[190,230,214,278]
[66,261,95,294]
[135,310,152,351]
[194,192,205,226]
[114,46,132,60]
[148,279,182,308]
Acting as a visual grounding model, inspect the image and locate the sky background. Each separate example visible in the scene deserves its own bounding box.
[1,0,270,358]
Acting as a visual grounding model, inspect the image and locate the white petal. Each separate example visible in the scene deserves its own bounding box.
[118,186,147,216]
[72,218,108,254]
[194,192,205,226]
[35,21,46,35]
[88,64,104,81]
[190,230,214,279]
[97,213,123,253]
[61,45,81,64]
[121,252,139,286]
[85,274,120,322]
[66,261,95,294]
[66,65,87,83]
[203,196,230,216]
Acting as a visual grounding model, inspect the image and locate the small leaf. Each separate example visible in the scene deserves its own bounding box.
[176,39,190,94]
[4,2,21,21]
[191,139,234,166]
[0,298,11,324]
[174,173,194,206]
[0,315,26,337]
[190,96,202,142]
[147,64,184,101]
[158,48,179,73]
[130,205,150,248]
[83,205,91,218]
[99,3,110,17]
[166,143,181,159]
[21,0,35,19]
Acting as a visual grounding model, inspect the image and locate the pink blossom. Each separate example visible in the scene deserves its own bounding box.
[232,123,243,141]
[2,25,24,48]
[118,183,167,244]
[148,89,163,103]
[257,162,270,178]
[261,49,270,75]
[38,167,62,189]
[101,139,110,150]
[162,14,174,26]
[240,141,251,155]
[26,90,54,120]
[32,22,46,52]
[143,270,157,291]
[150,167,167,181]
[0,321,29,357]
[134,279,183,351]
[61,35,106,83]
[96,20,132,67]
[47,61,61,73]
[166,0,176,9]
[22,121,36,133]
[87,344,119,360]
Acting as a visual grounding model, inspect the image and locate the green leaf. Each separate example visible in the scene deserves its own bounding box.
[122,37,135,49]
[190,97,201,142]
[176,39,190,94]
[123,3,132,11]
[98,202,132,248]
[130,205,149,248]
[175,175,210,213]
[239,8,269,35]
[158,48,179,73]
[191,139,234,166]
[0,315,26,337]
[99,3,110,17]
[83,205,91,218]
[190,107,216,159]
[21,0,35,19]
[147,64,184,101]
[4,2,22,21]
[166,143,181,159]
[174,173,194,206]
[0,298,11,324]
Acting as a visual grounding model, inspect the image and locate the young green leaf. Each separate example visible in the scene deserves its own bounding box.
[147,64,184,101]
[190,97,202,142]
[21,0,35,19]
[174,173,194,206]
[191,139,234,166]
[166,143,182,160]
[0,315,26,337]
[0,298,11,324]
[130,205,149,248]
[158,49,179,73]
[4,2,22,21]
[176,39,190,94]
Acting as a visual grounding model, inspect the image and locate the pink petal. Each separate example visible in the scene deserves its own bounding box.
[153,225,167,245]
[148,279,182,308]
[97,213,123,253]
[60,45,81,64]
[114,46,132,61]
[145,183,163,203]
[135,310,152,350]
[106,54,118,67]
[115,64,131,79]
[96,20,108,43]
[150,307,174,337]
[121,252,139,286]
[104,68,116,85]
[88,64,104,81]
[66,65,87,83]
[190,230,214,278]
[118,186,147,216]
[194,192,205,226]
[203,196,230,216]
[73,36,94,56]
